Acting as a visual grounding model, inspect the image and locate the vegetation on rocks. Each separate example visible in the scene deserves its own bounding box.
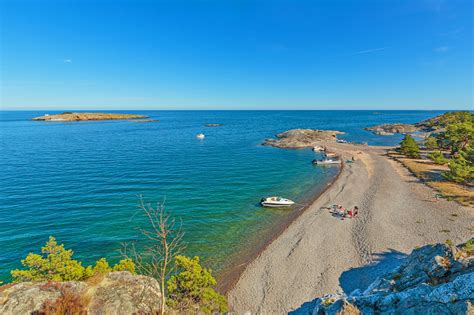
[167,255,228,314]
[398,112,473,185]
[10,236,135,282]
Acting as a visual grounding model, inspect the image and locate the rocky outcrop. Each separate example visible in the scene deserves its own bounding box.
[365,123,418,135]
[0,271,161,314]
[263,129,345,148]
[32,112,148,121]
[307,241,474,314]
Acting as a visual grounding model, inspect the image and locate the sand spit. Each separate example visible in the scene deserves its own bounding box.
[228,142,473,314]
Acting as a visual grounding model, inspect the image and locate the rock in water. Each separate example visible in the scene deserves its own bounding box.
[306,241,474,314]
[0,272,162,315]
[263,129,345,148]
[205,123,224,127]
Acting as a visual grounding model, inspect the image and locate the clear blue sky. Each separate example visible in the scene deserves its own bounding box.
[1,0,472,110]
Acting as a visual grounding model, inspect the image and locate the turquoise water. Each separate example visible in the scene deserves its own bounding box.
[0,110,444,281]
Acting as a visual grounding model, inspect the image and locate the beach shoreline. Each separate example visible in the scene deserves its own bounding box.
[216,161,344,293]
[227,141,473,314]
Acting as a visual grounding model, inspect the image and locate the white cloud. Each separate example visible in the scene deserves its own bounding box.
[351,47,387,55]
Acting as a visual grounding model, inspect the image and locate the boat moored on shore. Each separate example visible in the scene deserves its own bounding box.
[260,196,295,207]
[312,158,342,165]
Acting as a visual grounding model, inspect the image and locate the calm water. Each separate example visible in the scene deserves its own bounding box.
[0,110,444,281]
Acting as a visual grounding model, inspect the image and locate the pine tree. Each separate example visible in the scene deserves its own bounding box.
[400,134,420,158]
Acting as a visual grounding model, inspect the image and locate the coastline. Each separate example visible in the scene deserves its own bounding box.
[216,161,344,293]
[227,141,474,313]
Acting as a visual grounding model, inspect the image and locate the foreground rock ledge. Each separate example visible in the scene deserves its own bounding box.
[0,272,161,315]
[301,241,473,315]
[32,112,148,121]
[263,129,345,148]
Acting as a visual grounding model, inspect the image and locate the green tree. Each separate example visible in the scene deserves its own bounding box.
[428,150,448,165]
[424,136,439,150]
[443,147,474,184]
[167,256,228,314]
[444,122,474,154]
[11,236,86,282]
[400,134,420,158]
[121,197,185,315]
[11,237,135,282]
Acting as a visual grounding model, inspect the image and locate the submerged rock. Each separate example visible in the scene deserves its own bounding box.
[32,112,148,121]
[306,241,474,314]
[263,129,345,148]
[0,271,162,315]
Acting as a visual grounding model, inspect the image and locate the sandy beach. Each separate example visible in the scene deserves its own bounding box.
[228,142,473,314]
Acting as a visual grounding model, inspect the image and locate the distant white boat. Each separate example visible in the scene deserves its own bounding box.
[196,133,205,139]
[312,159,342,165]
[260,196,295,207]
[312,145,325,152]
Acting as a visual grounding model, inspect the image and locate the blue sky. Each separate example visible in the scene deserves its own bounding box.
[0,0,472,110]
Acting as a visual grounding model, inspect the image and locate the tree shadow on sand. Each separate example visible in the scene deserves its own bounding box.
[289,249,407,315]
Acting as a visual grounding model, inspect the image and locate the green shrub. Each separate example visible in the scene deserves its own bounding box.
[400,134,420,158]
[428,151,448,165]
[167,255,228,314]
[11,236,135,282]
[425,136,439,150]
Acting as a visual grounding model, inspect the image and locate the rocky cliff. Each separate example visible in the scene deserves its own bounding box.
[303,241,473,314]
[0,272,161,314]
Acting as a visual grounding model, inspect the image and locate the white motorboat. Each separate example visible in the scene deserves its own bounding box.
[312,158,342,165]
[312,145,325,152]
[260,196,295,207]
[196,133,205,139]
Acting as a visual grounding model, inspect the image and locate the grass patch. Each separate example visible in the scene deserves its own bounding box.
[388,150,473,207]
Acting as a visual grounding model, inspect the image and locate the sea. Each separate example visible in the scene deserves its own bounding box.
[0,110,446,282]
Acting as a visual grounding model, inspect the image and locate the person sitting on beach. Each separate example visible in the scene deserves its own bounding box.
[337,205,346,216]
[352,206,359,217]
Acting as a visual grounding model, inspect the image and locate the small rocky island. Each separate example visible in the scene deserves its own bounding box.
[263,129,344,148]
[32,112,148,121]
[205,123,224,127]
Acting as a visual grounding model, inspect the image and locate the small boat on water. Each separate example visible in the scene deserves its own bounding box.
[260,196,295,207]
[312,158,342,165]
[323,152,338,158]
[196,133,205,139]
[312,145,325,152]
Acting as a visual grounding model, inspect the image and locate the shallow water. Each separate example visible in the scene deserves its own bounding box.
[0,110,444,281]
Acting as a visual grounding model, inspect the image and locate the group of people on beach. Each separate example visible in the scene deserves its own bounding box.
[331,204,359,219]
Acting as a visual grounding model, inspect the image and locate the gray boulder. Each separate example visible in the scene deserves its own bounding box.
[0,271,162,315]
